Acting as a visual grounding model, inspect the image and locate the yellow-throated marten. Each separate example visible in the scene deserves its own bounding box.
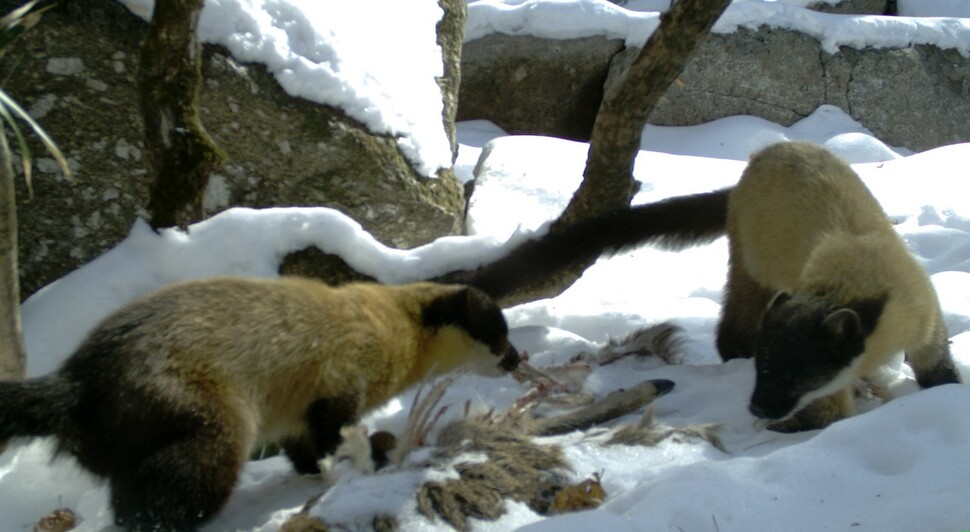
[0,277,519,530]
[725,142,959,431]
[457,141,960,431]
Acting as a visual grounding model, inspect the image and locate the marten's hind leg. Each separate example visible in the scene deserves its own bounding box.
[717,248,774,361]
[108,396,251,531]
[907,313,961,388]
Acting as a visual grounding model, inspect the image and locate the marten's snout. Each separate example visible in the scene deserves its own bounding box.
[749,402,770,419]
[498,344,520,372]
[749,396,794,421]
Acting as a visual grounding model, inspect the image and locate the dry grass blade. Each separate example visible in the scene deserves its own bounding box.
[0,1,68,200]
[0,0,44,29]
[606,406,726,452]
[0,89,72,194]
[0,0,53,54]
[0,98,32,196]
[392,376,454,465]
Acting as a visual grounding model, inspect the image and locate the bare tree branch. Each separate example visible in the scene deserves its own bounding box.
[555,0,732,228]
[437,0,732,306]
[437,0,467,163]
[139,0,226,230]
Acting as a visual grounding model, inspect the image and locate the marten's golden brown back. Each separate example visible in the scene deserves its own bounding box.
[728,141,893,291]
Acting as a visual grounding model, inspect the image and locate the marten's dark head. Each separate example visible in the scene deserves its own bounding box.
[749,292,883,425]
[422,285,520,375]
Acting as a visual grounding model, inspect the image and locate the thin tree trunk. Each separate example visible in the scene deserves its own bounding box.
[554,0,732,229]
[140,0,226,230]
[438,0,732,306]
[437,0,467,163]
[0,121,26,380]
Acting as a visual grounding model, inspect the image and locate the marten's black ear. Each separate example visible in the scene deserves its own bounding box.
[422,286,506,335]
[768,291,791,310]
[422,286,518,370]
[421,286,464,330]
[462,286,503,322]
[822,308,865,357]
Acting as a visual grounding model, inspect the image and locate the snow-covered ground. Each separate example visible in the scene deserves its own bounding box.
[2,0,969,530]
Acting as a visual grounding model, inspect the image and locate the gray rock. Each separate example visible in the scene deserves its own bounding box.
[613,27,827,127]
[459,33,625,140]
[461,16,969,154]
[838,45,970,151]
[604,25,970,152]
[808,0,889,15]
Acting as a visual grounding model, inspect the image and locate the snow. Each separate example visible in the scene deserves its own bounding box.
[467,0,970,55]
[899,0,970,18]
[2,0,970,530]
[466,0,661,47]
[640,104,910,163]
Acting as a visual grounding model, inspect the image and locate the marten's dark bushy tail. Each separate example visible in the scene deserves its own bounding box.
[459,188,730,300]
[0,374,76,445]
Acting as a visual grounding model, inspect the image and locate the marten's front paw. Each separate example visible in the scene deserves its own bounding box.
[765,407,840,433]
[766,416,817,433]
